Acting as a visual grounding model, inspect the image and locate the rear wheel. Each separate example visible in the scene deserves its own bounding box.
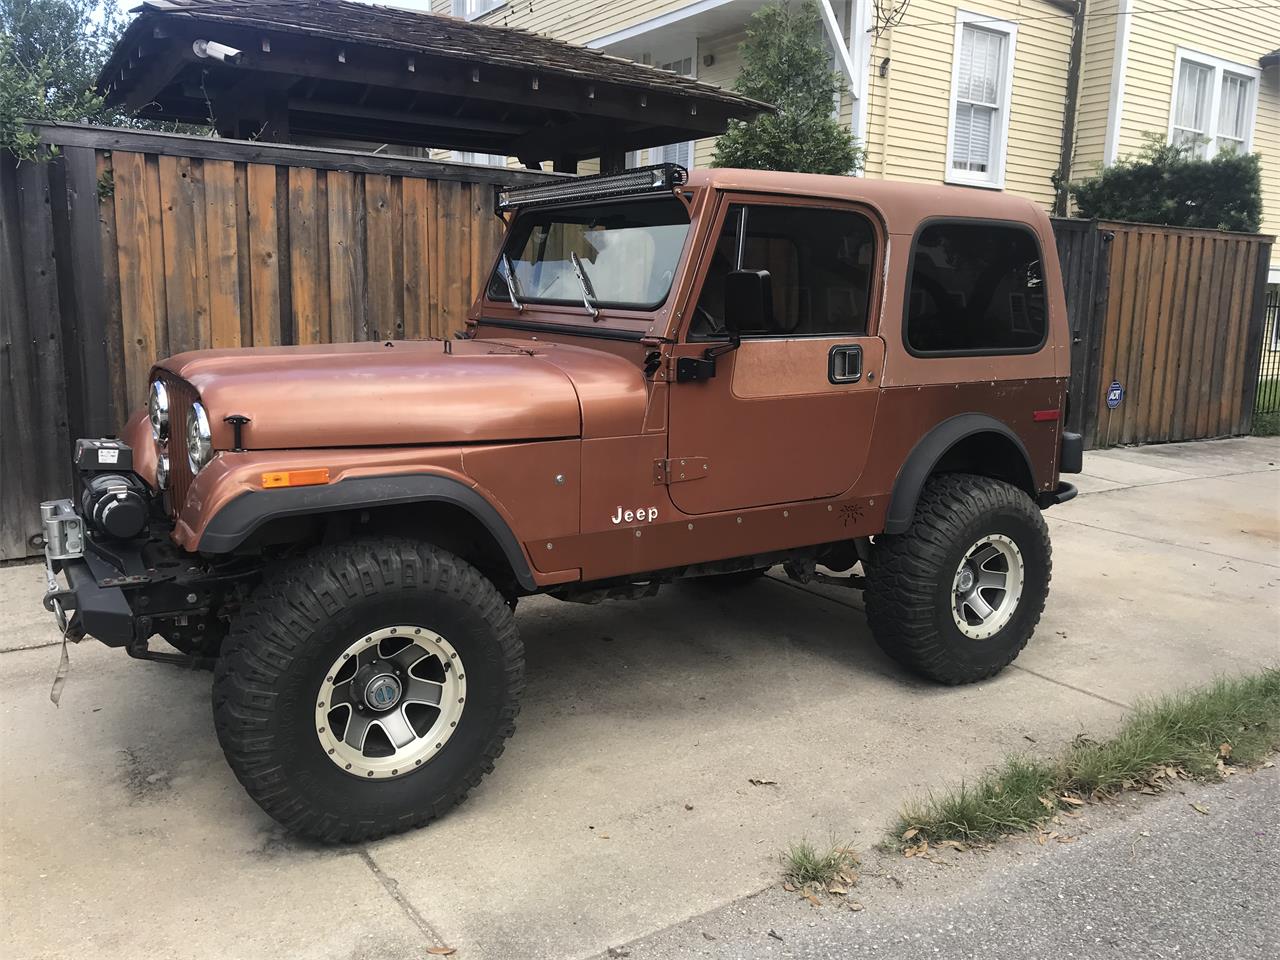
[212,538,523,842]
[865,473,1051,684]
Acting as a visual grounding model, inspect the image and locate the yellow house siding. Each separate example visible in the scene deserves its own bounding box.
[1117,2,1280,269]
[861,0,1073,209]
[443,0,705,48]
[1071,0,1119,178]
[693,30,746,168]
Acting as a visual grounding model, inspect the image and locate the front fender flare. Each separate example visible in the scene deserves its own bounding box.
[884,414,1034,535]
[197,474,537,591]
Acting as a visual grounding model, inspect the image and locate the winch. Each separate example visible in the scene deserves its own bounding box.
[74,439,150,541]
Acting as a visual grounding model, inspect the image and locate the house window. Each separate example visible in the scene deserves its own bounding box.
[904,221,1046,356]
[452,151,507,166]
[946,12,1017,189]
[1170,49,1259,158]
[691,203,877,338]
[452,0,502,20]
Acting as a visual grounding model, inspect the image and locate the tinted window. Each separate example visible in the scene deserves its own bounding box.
[489,197,689,310]
[905,222,1047,354]
[691,204,876,338]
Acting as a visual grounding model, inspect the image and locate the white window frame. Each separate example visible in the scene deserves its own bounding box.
[451,0,504,21]
[944,9,1018,190]
[1168,48,1260,159]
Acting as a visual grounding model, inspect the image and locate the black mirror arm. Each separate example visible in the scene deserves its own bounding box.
[704,330,741,361]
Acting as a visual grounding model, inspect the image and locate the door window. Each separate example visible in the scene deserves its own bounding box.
[904,221,1046,355]
[691,203,876,338]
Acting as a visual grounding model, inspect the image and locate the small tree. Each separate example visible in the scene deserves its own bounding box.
[0,0,126,157]
[1071,136,1262,232]
[711,0,863,175]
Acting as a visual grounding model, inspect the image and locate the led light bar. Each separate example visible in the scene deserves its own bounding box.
[495,163,689,213]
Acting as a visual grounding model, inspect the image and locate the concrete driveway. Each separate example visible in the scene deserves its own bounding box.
[1,437,1277,960]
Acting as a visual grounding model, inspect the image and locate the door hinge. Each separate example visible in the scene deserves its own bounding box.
[654,457,710,484]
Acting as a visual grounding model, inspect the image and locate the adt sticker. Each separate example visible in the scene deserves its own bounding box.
[1106,380,1124,409]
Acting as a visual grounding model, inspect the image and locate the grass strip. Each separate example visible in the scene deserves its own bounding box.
[893,669,1280,846]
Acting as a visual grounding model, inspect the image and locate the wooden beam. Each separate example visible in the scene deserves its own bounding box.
[116,46,189,113]
[30,122,562,187]
[286,98,526,135]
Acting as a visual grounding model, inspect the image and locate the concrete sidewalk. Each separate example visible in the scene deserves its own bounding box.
[1,437,1277,960]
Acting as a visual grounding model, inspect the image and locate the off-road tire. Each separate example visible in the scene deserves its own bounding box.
[865,473,1051,685]
[212,538,524,843]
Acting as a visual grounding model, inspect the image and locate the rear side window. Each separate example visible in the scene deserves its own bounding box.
[905,222,1047,355]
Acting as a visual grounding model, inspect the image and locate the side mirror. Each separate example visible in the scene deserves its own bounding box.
[724,269,773,337]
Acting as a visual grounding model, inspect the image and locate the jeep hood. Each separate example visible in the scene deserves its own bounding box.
[155,339,613,451]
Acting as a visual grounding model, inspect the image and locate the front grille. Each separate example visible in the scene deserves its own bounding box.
[156,372,199,513]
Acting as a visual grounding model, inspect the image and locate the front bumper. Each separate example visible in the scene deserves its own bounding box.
[43,551,136,646]
[40,496,210,651]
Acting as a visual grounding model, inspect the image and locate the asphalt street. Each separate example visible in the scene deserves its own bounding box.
[597,768,1280,960]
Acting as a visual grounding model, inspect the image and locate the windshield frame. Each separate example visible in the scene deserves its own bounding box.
[485,195,693,316]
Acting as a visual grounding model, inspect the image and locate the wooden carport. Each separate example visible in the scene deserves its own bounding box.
[100,0,770,171]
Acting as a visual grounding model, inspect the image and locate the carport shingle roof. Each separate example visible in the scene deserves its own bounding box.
[105,0,769,111]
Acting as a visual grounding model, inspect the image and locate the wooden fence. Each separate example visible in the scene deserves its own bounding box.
[0,123,553,560]
[1051,218,1273,450]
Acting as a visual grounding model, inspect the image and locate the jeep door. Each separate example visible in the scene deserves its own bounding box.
[666,195,884,516]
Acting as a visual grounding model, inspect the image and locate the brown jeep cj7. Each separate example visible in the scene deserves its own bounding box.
[40,165,1081,841]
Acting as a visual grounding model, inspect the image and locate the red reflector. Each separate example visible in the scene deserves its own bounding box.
[1033,409,1060,422]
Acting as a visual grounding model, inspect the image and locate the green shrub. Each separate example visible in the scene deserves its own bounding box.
[711,0,864,175]
[1071,137,1262,232]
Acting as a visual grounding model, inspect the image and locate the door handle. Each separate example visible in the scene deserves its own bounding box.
[828,344,862,384]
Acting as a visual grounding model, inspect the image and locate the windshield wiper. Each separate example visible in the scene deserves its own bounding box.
[499,253,524,312]
[569,251,600,320]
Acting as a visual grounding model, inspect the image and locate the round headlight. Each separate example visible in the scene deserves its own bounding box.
[187,402,213,473]
[149,380,170,441]
[155,453,170,490]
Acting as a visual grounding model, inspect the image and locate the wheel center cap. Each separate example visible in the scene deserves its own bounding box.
[956,566,976,593]
[364,673,403,712]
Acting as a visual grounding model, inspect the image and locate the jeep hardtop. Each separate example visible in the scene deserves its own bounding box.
[40,164,1081,841]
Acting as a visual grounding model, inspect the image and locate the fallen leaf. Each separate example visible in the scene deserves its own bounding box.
[1060,795,1085,806]
[702,932,716,941]
[748,777,778,786]
[804,893,821,907]
[937,840,968,851]
[1038,796,1056,810]
[1057,836,1077,844]
[684,803,694,811]
[900,828,919,841]
[768,929,784,942]
[1191,802,1210,816]
[837,870,858,884]
[1218,742,1233,758]
[782,881,796,892]
[599,833,610,840]
[848,901,864,912]
[606,949,630,959]
[426,949,456,957]
[827,883,848,895]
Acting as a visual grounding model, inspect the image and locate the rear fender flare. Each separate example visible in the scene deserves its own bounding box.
[883,414,1034,535]
[197,474,537,591]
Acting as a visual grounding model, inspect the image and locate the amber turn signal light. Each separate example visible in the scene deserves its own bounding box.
[261,468,331,489]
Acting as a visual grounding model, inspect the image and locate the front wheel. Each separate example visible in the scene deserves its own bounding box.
[864,473,1051,685]
[212,538,524,842]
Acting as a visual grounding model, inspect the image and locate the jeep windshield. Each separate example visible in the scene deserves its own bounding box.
[488,196,690,313]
